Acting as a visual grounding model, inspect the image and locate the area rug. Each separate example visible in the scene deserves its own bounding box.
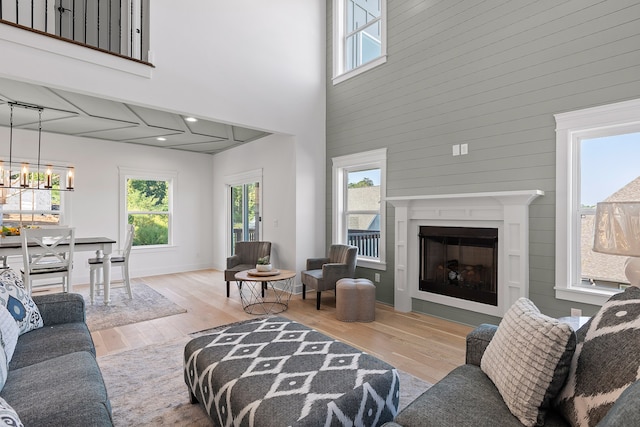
[80,281,187,332]
[97,322,432,426]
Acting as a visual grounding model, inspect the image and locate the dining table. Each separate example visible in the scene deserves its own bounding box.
[0,236,116,304]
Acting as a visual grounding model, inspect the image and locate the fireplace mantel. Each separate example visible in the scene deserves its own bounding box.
[387,190,544,317]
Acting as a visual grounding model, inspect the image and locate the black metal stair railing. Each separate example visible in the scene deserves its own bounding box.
[0,0,150,63]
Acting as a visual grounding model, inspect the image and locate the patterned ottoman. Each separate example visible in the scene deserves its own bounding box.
[184,316,399,426]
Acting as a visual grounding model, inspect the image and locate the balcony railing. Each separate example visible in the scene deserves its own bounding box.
[232,228,257,251]
[232,228,380,258]
[0,0,150,63]
[348,229,380,258]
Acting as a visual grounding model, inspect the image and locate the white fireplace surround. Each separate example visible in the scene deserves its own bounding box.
[387,190,544,318]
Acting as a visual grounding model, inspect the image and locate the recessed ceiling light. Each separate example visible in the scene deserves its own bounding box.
[185,117,198,122]
[157,137,167,141]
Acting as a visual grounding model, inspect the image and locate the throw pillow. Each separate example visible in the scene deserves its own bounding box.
[0,397,23,427]
[0,325,7,391]
[555,286,640,427]
[0,269,43,335]
[481,297,576,427]
[0,306,19,363]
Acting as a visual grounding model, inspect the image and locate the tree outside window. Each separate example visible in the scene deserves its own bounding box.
[126,178,170,246]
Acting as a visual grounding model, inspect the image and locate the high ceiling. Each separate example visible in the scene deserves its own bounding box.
[0,77,270,155]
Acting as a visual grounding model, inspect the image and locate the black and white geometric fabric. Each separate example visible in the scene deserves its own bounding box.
[555,286,640,427]
[184,317,399,426]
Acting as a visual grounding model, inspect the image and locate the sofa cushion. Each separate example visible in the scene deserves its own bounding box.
[481,298,576,426]
[555,286,640,427]
[0,306,19,363]
[0,269,43,335]
[9,322,95,370]
[0,351,112,426]
[393,364,569,427]
[0,396,23,427]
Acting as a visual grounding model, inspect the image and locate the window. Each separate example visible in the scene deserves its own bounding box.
[333,148,386,270]
[555,99,640,305]
[230,182,260,254]
[0,169,69,232]
[225,169,263,256]
[120,168,174,247]
[333,0,386,84]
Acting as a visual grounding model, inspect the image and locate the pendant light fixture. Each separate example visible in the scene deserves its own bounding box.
[2,102,74,191]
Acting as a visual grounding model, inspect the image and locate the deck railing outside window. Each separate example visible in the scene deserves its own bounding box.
[232,228,257,249]
[348,229,380,258]
[0,0,150,63]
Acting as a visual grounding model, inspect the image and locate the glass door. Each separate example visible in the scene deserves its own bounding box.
[230,182,260,254]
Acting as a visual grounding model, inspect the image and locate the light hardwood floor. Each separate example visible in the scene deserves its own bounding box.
[85,269,474,385]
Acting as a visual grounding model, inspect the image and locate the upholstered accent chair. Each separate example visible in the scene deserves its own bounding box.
[224,241,272,297]
[301,244,358,310]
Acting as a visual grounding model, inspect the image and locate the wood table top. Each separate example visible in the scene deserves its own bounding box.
[235,269,296,282]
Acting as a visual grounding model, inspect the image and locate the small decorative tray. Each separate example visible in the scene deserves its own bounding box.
[247,269,281,277]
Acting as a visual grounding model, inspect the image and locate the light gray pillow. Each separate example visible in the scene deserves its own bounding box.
[0,306,18,363]
[0,397,23,426]
[0,337,7,392]
[481,297,576,426]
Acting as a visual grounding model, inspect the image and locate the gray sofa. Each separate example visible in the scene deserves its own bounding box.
[387,324,640,427]
[0,293,113,426]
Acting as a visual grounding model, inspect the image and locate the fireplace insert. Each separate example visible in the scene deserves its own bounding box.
[419,226,498,306]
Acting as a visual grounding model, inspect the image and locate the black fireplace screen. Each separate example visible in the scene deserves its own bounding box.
[419,226,498,306]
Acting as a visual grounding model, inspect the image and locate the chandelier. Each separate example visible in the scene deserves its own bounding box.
[1,102,74,191]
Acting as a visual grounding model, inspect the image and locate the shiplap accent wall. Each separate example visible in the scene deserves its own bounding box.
[327,0,640,324]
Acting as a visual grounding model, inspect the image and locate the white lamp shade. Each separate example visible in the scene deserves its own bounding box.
[593,202,640,257]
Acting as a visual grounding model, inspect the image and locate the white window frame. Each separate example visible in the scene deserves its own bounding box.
[554,98,640,306]
[333,0,387,85]
[332,148,386,270]
[119,167,176,250]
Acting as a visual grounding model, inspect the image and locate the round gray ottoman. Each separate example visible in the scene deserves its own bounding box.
[336,278,376,322]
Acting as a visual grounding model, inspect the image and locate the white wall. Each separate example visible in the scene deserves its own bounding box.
[211,134,296,271]
[0,127,214,285]
[0,1,326,281]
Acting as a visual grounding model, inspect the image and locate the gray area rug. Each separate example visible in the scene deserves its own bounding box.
[81,281,187,331]
[98,322,432,426]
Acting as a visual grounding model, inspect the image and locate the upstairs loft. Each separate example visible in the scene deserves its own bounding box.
[0,0,151,65]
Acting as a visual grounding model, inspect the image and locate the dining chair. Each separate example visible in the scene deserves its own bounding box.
[88,224,134,304]
[21,226,75,294]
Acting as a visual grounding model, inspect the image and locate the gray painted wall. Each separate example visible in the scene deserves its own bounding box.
[327,0,640,325]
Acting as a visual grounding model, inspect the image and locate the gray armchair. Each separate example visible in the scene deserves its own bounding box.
[301,244,358,310]
[224,241,272,297]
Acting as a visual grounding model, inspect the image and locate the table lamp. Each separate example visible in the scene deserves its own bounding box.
[593,201,640,287]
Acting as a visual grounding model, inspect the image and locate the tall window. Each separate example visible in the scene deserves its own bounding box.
[333,0,386,83]
[230,182,260,253]
[333,148,386,270]
[120,168,174,247]
[225,169,262,256]
[555,99,640,305]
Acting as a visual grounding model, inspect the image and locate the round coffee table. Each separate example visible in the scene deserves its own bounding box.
[234,269,296,315]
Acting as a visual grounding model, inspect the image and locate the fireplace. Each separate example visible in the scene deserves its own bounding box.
[419,226,498,306]
[387,190,543,317]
